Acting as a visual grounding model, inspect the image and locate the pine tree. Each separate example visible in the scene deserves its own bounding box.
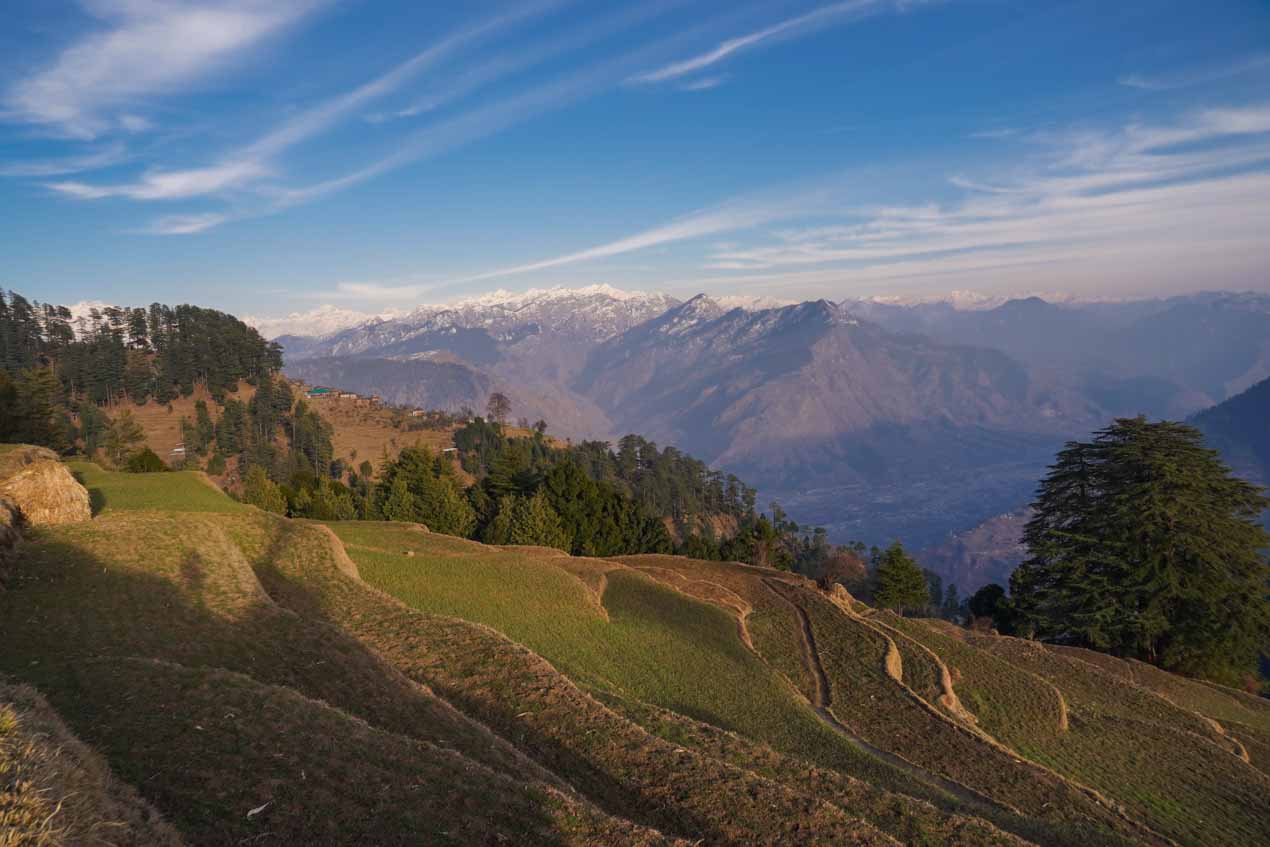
[1012,417,1270,683]
[968,584,1008,629]
[216,399,247,455]
[77,402,110,457]
[381,475,420,522]
[374,447,476,536]
[481,492,571,551]
[416,470,476,537]
[486,392,511,425]
[482,495,520,545]
[242,465,287,514]
[125,448,167,473]
[310,478,357,520]
[510,491,571,550]
[194,400,215,452]
[0,372,15,441]
[14,367,70,452]
[872,541,930,614]
[103,409,145,466]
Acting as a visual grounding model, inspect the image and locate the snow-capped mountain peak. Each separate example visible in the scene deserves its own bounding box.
[243,304,407,340]
[444,283,658,309]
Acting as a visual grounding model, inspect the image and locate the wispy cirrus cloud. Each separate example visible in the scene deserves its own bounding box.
[442,182,842,288]
[3,0,326,140]
[1119,52,1270,91]
[48,159,269,200]
[968,127,1017,140]
[39,2,561,205]
[679,75,727,92]
[379,0,684,122]
[628,0,886,84]
[241,0,567,157]
[0,142,128,177]
[21,0,930,236]
[440,102,1270,298]
[261,12,733,209]
[692,104,1270,292]
[141,212,229,235]
[308,280,445,303]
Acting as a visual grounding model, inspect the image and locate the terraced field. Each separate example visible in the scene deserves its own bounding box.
[952,630,1270,846]
[67,460,247,515]
[2,460,1267,845]
[613,555,1270,847]
[325,521,871,774]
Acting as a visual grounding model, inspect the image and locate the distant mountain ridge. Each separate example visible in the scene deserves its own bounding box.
[576,295,1091,547]
[1191,375,1270,509]
[268,285,679,352]
[273,285,684,441]
[269,285,1270,550]
[850,291,1270,418]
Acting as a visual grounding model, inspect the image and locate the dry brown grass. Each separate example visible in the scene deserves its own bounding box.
[67,657,671,846]
[595,690,1033,847]
[7,463,1264,846]
[0,448,59,483]
[108,382,257,462]
[308,395,457,473]
[0,679,183,847]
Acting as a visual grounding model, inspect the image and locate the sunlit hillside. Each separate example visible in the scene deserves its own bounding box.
[2,458,1266,845]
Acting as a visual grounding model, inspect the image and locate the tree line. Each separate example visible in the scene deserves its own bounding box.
[240,416,799,568]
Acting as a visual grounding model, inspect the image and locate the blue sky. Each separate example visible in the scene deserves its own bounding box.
[3,0,1270,317]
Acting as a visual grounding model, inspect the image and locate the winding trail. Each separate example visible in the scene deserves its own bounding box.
[761,578,1008,812]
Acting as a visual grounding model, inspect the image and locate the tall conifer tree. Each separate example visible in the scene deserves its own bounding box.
[1013,417,1270,683]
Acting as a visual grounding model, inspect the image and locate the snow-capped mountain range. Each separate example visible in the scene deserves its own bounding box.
[242,304,410,340]
[245,284,1107,344]
[245,285,679,344]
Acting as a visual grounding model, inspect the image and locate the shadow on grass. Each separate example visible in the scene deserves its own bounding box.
[69,468,106,516]
[248,521,731,845]
[0,532,577,846]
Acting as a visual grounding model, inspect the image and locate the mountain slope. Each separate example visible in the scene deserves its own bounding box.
[576,297,1093,547]
[274,285,680,439]
[918,509,1032,596]
[1191,375,1270,489]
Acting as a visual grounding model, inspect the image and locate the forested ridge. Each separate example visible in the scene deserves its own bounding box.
[0,288,280,405]
[0,288,283,453]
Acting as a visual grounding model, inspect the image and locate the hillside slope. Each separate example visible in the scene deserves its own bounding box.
[0,679,184,846]
[1191,374,1270,492]
[1,461,1265,845]
[576,297,1089,547]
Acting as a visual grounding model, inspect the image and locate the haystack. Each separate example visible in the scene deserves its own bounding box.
[0,458,91,526]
